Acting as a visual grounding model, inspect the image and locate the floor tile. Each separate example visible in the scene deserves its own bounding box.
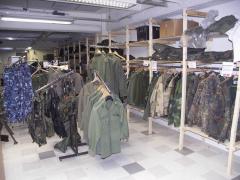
[232,174,240,180]
[142,130,156,136]
[122,162,145,174]
[202,171,229,180]
[154,145,172,154]
[197,148,218,158]
[175,157,196,167]
[175,147,194,156]
[148,164,171,178]
[101,159,120,170]
[65,167,87,180]
[22,160,42,172]
[39,151,56,160]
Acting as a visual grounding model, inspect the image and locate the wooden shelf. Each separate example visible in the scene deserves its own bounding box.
[128,36,181,47]
[186,10,208,18]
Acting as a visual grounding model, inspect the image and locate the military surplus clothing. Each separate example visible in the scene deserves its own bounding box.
[127,71,149,108]
[88,53,127,99]
[3,62,33,122]
[88,96,129,158]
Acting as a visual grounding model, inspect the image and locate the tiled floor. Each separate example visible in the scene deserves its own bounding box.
[2,112,240,180]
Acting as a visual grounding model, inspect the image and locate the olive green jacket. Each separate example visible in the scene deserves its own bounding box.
[88,96,129,158]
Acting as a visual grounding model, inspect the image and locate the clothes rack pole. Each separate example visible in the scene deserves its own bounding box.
[86,38,89,67]
[108,31,112,52]
[73,42,76,72]
[67,45,70,69]
[126,25,130,124]
[148,17,153,135]
[227,62,240,175]
[79,40,82,74]
[35,71,74,93]
[179,8,188,151]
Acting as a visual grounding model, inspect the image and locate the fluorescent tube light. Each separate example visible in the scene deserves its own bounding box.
[1,17,72,25]
[26,47,32,50]
[0,47,14,50]
[47,0,137,9]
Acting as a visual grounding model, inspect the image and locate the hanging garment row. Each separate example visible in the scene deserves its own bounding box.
[3,62,33,122]
[143,71,240,142]
[78,77,129,159]
[87,51,128,100]
[29,69,84,147]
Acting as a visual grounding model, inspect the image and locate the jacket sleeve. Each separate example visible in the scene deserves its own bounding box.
[77,87,84,128]
[115,61,128,98]
[120,105,129,140]
[88,106,101,155]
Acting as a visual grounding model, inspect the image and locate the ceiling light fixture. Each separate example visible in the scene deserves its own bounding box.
[0,47,14,50]
[47,0,137,9]
[7,37,14,40]
[1,17,72,25]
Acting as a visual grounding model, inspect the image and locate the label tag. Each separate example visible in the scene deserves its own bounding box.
[43,61,50,68]
[143,60,149,67]
[151,61,157,71]
[188,61,196,68]
[221,62,234,77]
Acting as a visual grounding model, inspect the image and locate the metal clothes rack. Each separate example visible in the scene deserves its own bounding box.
[35,71,74,93]
[35,70,88,161]
[94,71,111,93]
[0,112,18,144]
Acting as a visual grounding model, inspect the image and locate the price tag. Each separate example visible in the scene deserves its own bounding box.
[221,62,234,77]
[43,61,50,68]
[143,60,149,67]
[188,61,196,68]
[151,61,157,71]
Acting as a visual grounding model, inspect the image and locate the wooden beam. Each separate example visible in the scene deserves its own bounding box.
[186,10,208,18]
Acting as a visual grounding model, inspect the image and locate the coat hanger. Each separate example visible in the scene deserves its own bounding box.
[113,51,125,60]
[95,48,102,54]
[31,61,48,77]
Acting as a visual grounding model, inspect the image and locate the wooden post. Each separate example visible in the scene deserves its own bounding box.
[79,40,82,74]
[108,31,112,53]
[95,33,99,44]
[86,37,89,67]
[126,25,130,78]
[227,63,240,175]
[67,44,70,69]
[179,8,188,150]
[148,18,153,135]
[63,45,66,62]
[73,42,76,72]
[148,17,153,83]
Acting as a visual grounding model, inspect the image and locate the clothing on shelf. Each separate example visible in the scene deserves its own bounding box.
[88,52,127,99]
[127,70,149,108]
[152,43,233,62]
[78,79,129,159]
[185,15,238,48]
[3,62,33,123]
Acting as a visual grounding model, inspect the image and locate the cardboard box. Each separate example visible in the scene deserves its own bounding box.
[160,19,199,37]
